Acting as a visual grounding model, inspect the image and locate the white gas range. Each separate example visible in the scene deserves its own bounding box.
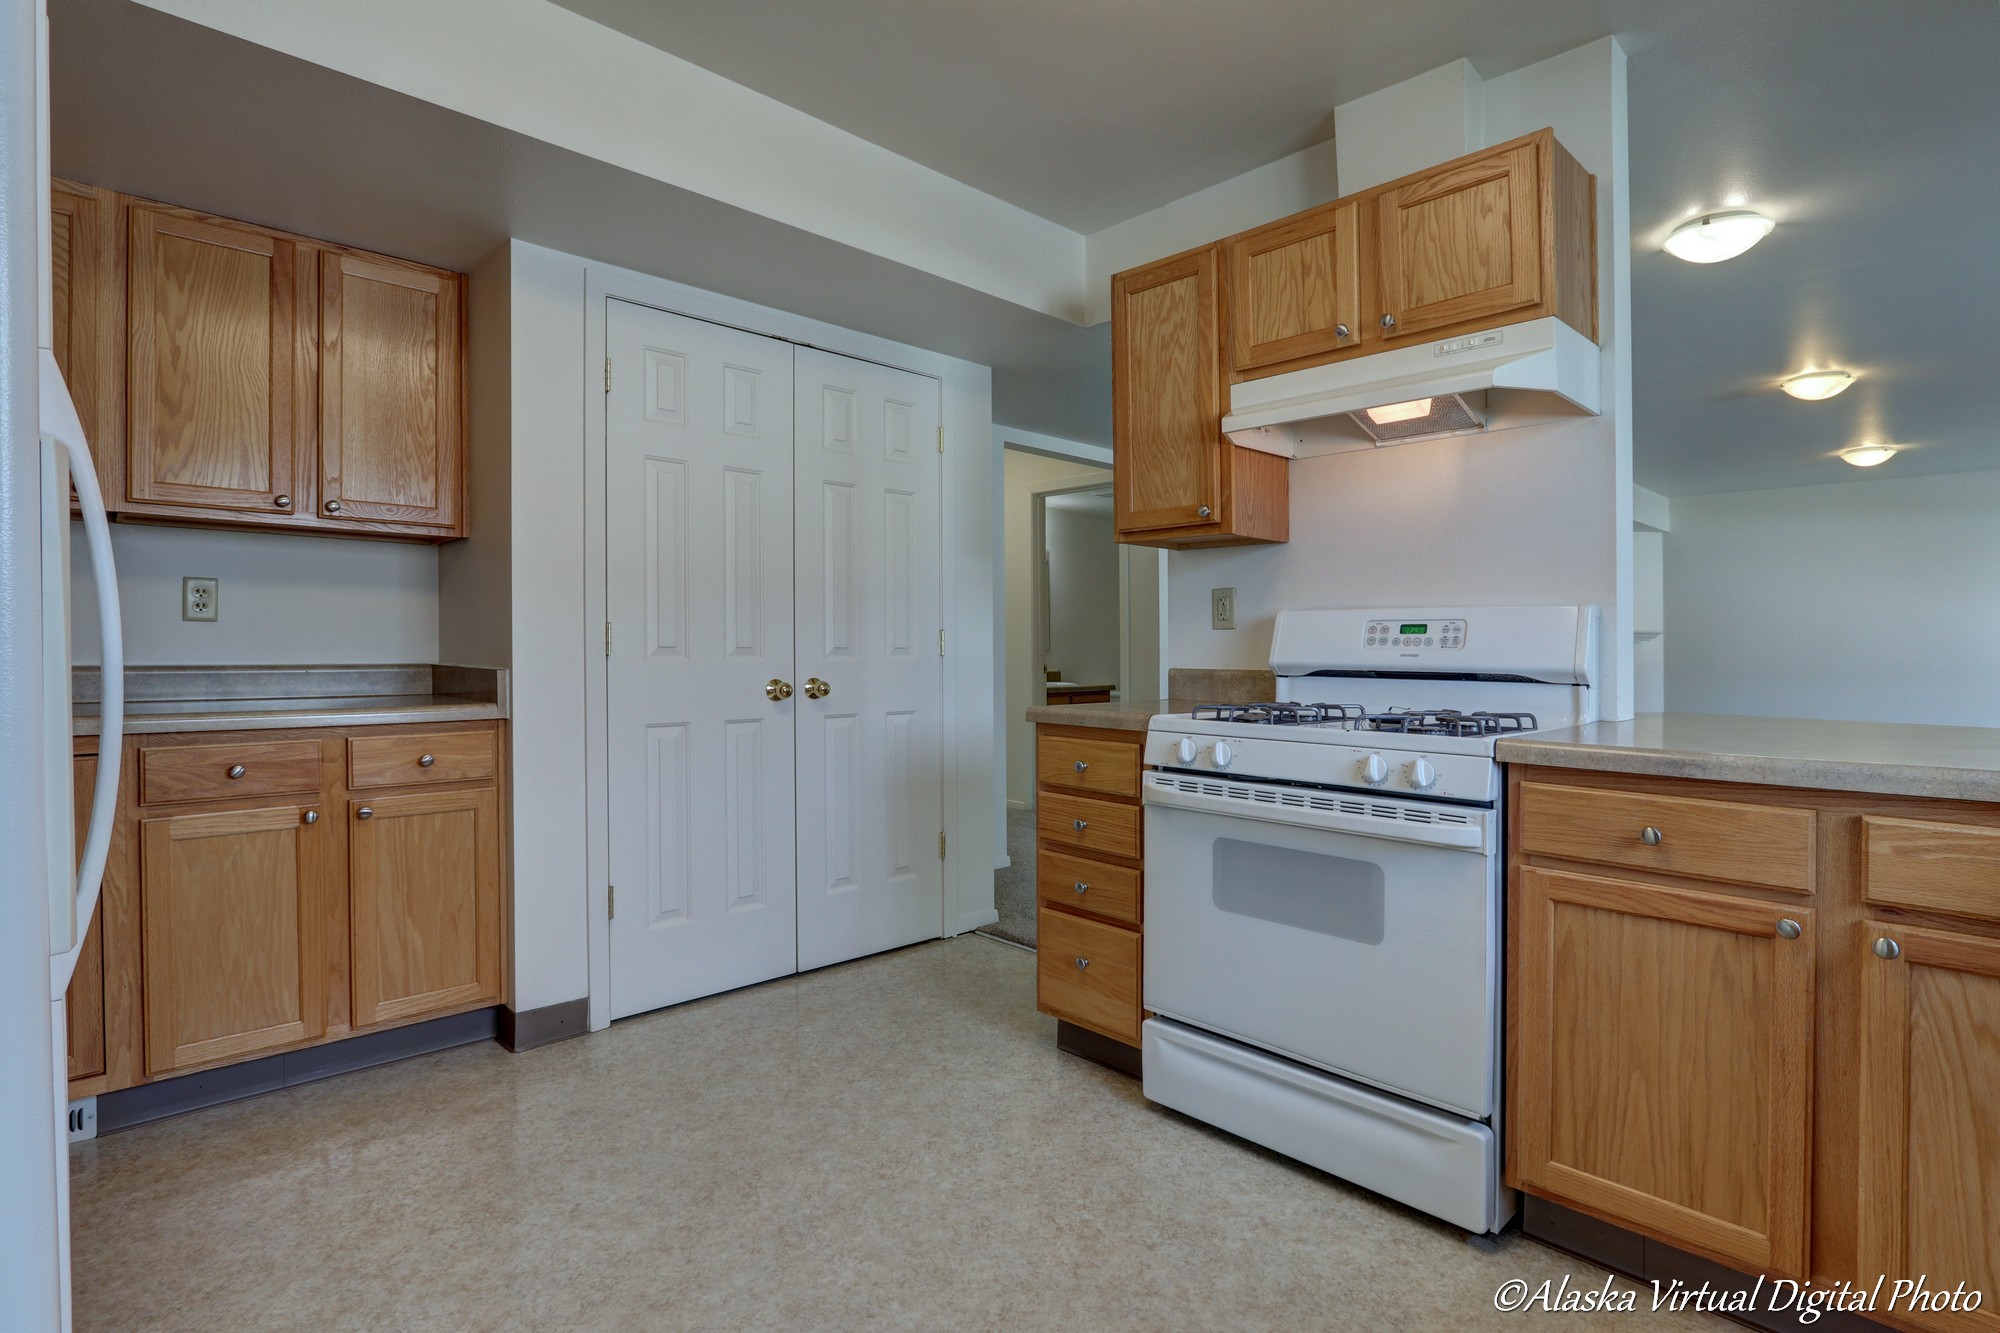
[1138,605,1598,1234]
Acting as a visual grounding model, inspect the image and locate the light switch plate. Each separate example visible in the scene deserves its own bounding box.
[1211,587,1236,630]
[182,576,219,622]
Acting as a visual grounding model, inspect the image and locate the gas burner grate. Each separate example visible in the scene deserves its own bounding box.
[1190,702,1367,727]
[1353,709,1540,737]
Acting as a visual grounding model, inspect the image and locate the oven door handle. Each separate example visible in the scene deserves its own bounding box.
[1142,776,1489,852]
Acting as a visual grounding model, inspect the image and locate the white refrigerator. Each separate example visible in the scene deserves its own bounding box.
[1,0,123,1327]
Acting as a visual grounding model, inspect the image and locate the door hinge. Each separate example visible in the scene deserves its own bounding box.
[604,356,612,392]
[939,831,947,860]
[605,621,613,656]
[936,426,944,453]
[608,884,615,919]
[938,629,945,656]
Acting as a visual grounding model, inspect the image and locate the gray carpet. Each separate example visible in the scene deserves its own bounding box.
[979,807,1038,948]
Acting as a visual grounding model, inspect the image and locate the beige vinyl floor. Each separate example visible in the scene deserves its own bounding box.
[70,935,1733,1332]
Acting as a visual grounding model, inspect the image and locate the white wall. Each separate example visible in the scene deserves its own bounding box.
[1044,502,1121,687]
[1164,42,1635,719]
[1666,469,2000,726]
[70,522,438,665]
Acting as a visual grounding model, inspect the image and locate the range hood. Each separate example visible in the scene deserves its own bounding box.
[1222,317,1602,458]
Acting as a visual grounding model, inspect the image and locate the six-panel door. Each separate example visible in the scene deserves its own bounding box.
[348,788,502,1027]
[1510,866,1815,1277]
[1859,925,2000,1333]
[1112,246,1224,534]
[1374,138,1543,341]
[140,802,326,1075]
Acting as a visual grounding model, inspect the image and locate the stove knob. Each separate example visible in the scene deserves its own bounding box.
[1359,753,1389,785]
[1211,740,1235,770]
[1175,736,1198,766]
[1410,757,1440,791]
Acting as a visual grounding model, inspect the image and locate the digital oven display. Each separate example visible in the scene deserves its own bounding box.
[1399,623,1428,636]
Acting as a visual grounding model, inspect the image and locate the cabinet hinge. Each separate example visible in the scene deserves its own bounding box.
[605,621,613,656]
[938,629,945,656]
[608,885,615,919]
[936,426,944,453]
[605,356,612,392]
[939,831,947,860]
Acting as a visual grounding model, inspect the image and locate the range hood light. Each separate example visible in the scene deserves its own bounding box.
[1663,210,1774,263]
[1781,369,1855,401]
[1840,444,1898,468]
[1363,397,1435,426]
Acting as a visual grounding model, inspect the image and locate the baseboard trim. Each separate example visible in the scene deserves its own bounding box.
[96,1007,501,1135]
[1056,1020,1141,1078]
[500,997,589,1052]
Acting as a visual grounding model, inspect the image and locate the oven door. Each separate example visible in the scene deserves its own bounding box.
[1142,773,1499,1119]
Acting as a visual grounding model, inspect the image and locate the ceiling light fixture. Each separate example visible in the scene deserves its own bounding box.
[1840,444,1898,468]
[1363,398,1434,425]
[1781,369,1856,401]
[1663,210,1775,263]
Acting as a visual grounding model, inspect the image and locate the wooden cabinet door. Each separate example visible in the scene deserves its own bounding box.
[1511,867,1815,1277]
[1112,246,1223,534]
[51,182,120,508]
[1859,925,2000,1332]
[348,787,500,1027]
[127,205,306,518]
[318,252,463,531]
[140,803,326,1074]
[1375,138,1542,340]
[1226,199,1361,374]
[66,755,106,1083]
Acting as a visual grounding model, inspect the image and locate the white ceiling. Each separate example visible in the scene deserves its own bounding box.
[53,0,2000,496]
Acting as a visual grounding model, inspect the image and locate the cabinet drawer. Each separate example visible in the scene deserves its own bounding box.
[1037,849,1141,926]
[1037,731,1141,799]
[140,740,322,805]
[349,730,496,789]
[1038,792,1140,862]
[1517,781,1814,894]
[1863,816,2000,923]
[1037,908,1141,1045]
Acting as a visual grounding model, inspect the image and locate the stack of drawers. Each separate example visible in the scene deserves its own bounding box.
[1033,724,1145,1048]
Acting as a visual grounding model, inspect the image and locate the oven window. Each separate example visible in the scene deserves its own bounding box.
[1212,838,1386,944]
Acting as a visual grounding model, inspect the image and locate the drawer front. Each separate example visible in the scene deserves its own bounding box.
[349,730,497,789]
[1037,731,1141,799]
[1863,815,2000,923]
[1518,781,1815,893]
[1038,792,1141,862]
[1037,849,1141,926]
[1037,908,1141,1045]
[140,740,322,805]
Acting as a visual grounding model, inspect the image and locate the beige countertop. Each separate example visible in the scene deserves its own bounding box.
[72,664,509,736]
[1498,712,2000,803]
[1024,697,1211,732]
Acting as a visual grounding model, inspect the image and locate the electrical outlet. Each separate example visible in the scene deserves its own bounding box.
[67,1098,96,1143]
[1211,587,1236,630]
[182,576,219,622]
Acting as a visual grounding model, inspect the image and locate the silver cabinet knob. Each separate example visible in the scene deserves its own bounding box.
[1874,937,1901,960]
[273,494,292,510]
[1197,505,1212,518]
[303,810,318,825]
[325,499,342,514]
[418,753,435,767]
[1640,826,1664,846]
[1075,957,1090,971]
[356,806,374,821]
[1074,760,1089,773]
[1380,313,1397,329]
[1072,818,1088,832]
[1073,881,1089,894]
[227,764,246,779]
[1776,919,1802,940]
[1334,323,1351,338]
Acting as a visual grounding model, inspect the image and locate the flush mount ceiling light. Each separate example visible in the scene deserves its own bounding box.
[1840,444,1898,468]
[1781,369,1856,401]
[1663,210,1775,263]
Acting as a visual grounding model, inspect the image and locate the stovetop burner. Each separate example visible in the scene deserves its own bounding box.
[1190,702,1366,726]
[1353,709,1539,737]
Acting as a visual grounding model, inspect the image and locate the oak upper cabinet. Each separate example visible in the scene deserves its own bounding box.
[1511,866,1815,1278]
[1858,924,2000,1332]
[126,204,308,520]
[1372,130,1596,348]
[139,800,327,1075]
[1111,245,1286,548]
[318,253,464,533]
[348,786,501,1027]
[1225,198,1361,375]
[51,181,121,506]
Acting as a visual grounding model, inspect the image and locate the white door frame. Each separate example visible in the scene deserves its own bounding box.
[584,265,992,1033]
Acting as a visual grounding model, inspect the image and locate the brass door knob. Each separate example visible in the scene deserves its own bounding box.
[765,679,794,702]
[804,677,831,700]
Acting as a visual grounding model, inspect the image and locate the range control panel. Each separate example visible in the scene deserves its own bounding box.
[1365,617,1467,651]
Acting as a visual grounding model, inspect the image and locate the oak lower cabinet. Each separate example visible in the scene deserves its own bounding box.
[1510,766,2000,1333]
[349,787,501,1027]
[1034,724,1146,1050]
[66,754,107,1083]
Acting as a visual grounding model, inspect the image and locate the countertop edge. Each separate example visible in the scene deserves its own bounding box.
[77,700,508,737]
[1497,739,2000,804]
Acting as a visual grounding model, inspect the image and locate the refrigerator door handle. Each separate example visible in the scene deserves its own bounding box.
[41,349,120,996]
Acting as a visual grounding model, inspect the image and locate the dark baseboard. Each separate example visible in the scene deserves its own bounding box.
[1056,1020,1141,1078]
[1522,1195,1890,1333]
[95,1007,501,1135]
[499,996,589,1052]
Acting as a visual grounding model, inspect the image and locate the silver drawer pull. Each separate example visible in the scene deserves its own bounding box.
[227,764,246,779]
[1072,818,1088,832]
[1640,826,1663,846]
[303,810,318,825]
[1874,937,1901,960]
[419,753,436,767]
[356,806,374,821]
[1075,957,1090,971]
[1776,918,1802,940]
[1074,760,1088,773]
[1073,881,1089,894]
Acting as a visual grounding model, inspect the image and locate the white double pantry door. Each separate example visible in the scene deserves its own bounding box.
[605,299,944,1020]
